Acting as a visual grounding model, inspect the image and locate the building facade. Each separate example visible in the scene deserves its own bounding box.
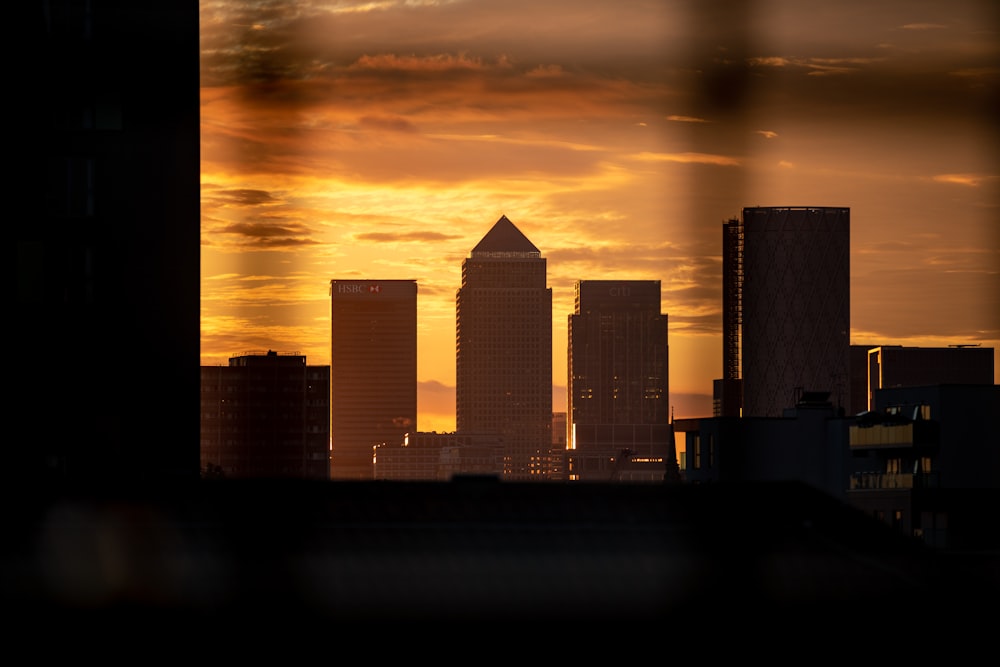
[864,345,994,412]
[738,206,851,417]
[456,215,552,480]
[847,344,995,415]
[680,391,851,499]
[566,280,674,482]
[200,351,330,479]
[847,383,999,550]
[373,431,505,481]
[330,279,417,480]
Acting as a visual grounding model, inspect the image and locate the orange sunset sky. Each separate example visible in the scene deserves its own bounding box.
[199,0,999,433]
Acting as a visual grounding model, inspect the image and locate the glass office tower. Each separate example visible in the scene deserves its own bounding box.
[567,280,672,482]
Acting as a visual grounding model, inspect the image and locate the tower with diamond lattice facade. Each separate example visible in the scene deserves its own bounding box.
[737,206,851,417]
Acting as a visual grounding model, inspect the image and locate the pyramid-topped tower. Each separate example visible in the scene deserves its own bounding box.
[471,214,541,257]
[456,216,552,480]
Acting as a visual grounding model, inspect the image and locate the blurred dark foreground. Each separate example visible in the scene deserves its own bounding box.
[4,478,997,638]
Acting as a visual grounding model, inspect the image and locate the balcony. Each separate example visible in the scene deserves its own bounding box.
[849,420,938,450]
[849,471,941,490]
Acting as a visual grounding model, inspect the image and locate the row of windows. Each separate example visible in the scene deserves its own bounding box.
[201,399,328,407]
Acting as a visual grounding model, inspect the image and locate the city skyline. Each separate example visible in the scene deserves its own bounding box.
[200,1,999,432]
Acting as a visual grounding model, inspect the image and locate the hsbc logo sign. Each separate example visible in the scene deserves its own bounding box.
[336,283,382,294]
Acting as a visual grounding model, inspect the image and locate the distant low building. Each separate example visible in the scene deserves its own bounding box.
[373,431,504,481]
[854,344,994,413]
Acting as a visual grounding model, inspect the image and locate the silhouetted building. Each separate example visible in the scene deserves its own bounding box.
[373,431,504,481]
[681,390,851,499]
[864,345,994,412]
[329,279,417,480]
[200,351,329,479]
[846,383,1000,550]
[848,344,995,415]
[566,280,674,482]
[456,215,552,480]
[729,206,851,417]
[20,1,201,481]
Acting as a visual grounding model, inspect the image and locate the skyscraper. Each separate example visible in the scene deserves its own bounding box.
[567,280,674,482]
[737,206,851,417]
[201,351,330,479]
[330,279,417,480]
[456,215,552,480]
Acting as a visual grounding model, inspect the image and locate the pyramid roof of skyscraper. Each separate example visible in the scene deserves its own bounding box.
[471,215,540,255]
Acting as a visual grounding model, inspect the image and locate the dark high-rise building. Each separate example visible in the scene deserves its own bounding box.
[567,280,673,482]
[733,206,851,417]
[200,352,330,479]
[330,279,417,480]
[456,215,552,480]
[19,2,201,481]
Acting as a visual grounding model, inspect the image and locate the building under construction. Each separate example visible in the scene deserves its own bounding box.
[714,206,851,418]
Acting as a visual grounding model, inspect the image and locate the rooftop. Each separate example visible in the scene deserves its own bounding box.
[470,215,540,257]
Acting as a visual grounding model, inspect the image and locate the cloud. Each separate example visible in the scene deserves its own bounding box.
[667,115,709,123]
[756,130,778,139]
[222,221,307,238]
[855,240,916,255]
[805,63,858,76]
[526,64,565,78]
[853,265,1000,339]
[747,55,882,77]
[215,218,321,249]
[932,173,995,187]
[212,189,284,206]
[357,115,419,133]
[747,56,793,68]
[354,230,462,242]
[630,152,741,166]
[900,23,948,31]
[350,52,491,73]
[950,67,1000,80]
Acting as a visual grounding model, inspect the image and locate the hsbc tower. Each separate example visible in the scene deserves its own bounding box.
[329,279,418,480]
